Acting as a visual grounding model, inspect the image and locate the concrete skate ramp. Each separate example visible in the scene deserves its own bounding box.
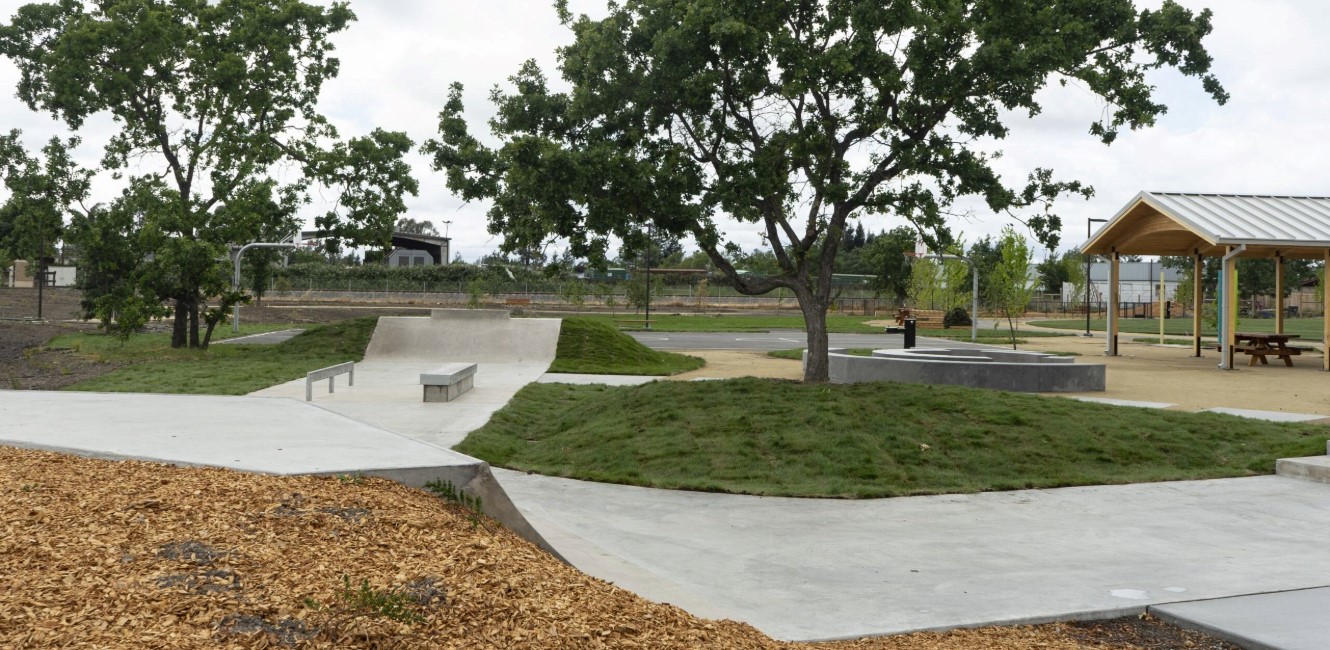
[365,309,560,364]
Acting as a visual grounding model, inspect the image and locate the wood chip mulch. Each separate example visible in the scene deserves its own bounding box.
[1,447,1237,649]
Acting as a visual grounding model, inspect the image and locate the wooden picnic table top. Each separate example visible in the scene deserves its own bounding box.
[1234,331,1300,342]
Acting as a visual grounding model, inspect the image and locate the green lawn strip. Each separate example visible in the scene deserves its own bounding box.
[559,313,886,333]
[54,317,377,395]
[1029,317,1325,342]
[547,318,704,376]
[457,378,1327,499]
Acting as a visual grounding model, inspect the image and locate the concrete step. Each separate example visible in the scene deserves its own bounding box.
[1276,455,1330,484]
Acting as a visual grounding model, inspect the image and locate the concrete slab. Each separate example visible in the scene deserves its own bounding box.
[1275,456,1330,484]
[1201,408,1330,423]
[0,390,474,477]
[537,373,658,386]
[0,389,560,560]
[1153,588,1330,650]
[493,470,1330,641]
[1072,397,1177,409]
[251,361,548,449]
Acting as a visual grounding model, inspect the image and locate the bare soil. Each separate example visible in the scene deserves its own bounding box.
[2,447,1238,650]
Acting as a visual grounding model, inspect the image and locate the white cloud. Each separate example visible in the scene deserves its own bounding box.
[1,0,1324,262]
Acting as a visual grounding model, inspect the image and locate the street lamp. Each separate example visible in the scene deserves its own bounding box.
[442,220,452,238]
[1084,218,1108,336]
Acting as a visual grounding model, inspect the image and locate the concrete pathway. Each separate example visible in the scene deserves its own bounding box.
[494,470,1330,642]
[1154,588,1330,650]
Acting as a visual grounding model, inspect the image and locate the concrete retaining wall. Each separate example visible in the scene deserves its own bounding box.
[826,347,1105,392]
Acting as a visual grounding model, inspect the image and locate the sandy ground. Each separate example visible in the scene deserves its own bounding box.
[664,332,1330,418]
[1016,329,1330,417]
[665,350,805,381]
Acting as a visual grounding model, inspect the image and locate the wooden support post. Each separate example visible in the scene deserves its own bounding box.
[1193,253,1203,357]
[1107,251,1120,356]
[1223,250,1238,369]
[1275,254,1285,334]
[1159,266,1165,344]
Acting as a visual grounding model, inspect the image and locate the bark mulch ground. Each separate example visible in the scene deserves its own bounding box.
[1,447,1239,649]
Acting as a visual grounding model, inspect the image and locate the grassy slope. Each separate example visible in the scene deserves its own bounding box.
[457,378,1327,498]
[1030,317,1326,341]
[547,318,704,375]
[56,318,377,395]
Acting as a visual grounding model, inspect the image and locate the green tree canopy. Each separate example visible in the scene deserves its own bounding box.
[0,0,418,347]
[0,131,91,268]
[425,0,1226,380]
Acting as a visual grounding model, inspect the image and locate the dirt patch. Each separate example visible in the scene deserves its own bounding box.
[0,320,119,390]
[1013,328,1330,417]
[1,447,1238,650]
[663,349,804,381]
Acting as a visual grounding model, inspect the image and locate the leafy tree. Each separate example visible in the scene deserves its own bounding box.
[966,235,1003,300]
[0,0,417,347]
[907,248,970,313]
[988,226,1034,348]
[1036,252,1073,295]
[426,0,1226,381]
[395,217,440,236]
[0,131,91,283]
[860,226,917,304]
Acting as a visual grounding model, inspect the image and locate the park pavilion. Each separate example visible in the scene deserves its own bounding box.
[1083,192,1330,371]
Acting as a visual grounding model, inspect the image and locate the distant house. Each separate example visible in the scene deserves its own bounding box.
[299,230,451,266]
[5,259,77,288]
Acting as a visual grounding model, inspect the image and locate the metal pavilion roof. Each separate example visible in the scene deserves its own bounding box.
[1083,192,1330,258]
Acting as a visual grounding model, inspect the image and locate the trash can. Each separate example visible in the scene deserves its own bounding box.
[904,318,917,349]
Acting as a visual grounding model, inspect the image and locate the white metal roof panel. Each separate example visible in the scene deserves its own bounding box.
[1142,193,1330,246]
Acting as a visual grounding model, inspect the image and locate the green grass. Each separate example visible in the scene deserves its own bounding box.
[547,318,704,375]
[1030,317,1325,341]
[456,378,1328,498]
[53,318,378,395]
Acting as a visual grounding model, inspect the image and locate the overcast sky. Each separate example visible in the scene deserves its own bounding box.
[1,0,1327,263]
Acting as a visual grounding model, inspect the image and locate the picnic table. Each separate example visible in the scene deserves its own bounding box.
[1233,332,1303,367]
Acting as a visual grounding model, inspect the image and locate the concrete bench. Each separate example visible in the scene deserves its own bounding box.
[306,362,354,401]
[420,363,477,402]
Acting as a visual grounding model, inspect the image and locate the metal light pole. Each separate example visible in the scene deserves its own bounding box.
[932,252,978,343]
[1084,218,1108,336]
[442,220,452,238]
[232,241,297,333]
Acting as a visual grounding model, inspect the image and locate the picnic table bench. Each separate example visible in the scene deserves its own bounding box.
[895,308,945,329]
[1234,332,1303,367]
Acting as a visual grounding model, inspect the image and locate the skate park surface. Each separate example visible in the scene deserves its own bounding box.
[3,309,1330,647]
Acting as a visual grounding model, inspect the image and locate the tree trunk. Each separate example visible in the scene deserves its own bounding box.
[171,298,188,348]
[798,292,831,382]
[188,299,200,348]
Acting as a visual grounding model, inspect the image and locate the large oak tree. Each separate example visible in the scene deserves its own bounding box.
[0,0,417,347]
[429,0,1226,381]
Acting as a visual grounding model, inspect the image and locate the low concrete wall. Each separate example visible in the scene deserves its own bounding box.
[826,348,1105,392]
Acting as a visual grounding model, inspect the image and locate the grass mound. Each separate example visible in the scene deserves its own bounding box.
[57,317,378,395]
[457,378,1327,498]
[548,318,703,375]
